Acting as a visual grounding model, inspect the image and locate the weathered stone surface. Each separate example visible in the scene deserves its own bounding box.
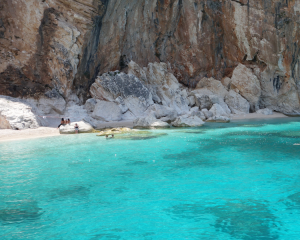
[92,101,122,122]
[171,116,205,127]
[256,108,273,115]
[150,104,178,122]
[0,95,41,129]
[59,121,94,134]
[194,94,213,110]
[221,77,232,90]
[84,99,97,113]
[133,115,170,128]
[129,61,190,115]
[26,89,66,115]
[188,96,196,107]
[196,78,228,99]
[230,64,261,111]
[225,90,250,114]
[209,104,229,118]
[90,72,153,117]
[2,0,300,115]
[97,127,133,136]
[201,109,213,119]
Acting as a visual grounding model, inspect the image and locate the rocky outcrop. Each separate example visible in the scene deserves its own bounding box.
[59,121,94,134]
[172,116,205,127]
[225,90,250,114]
[97,127,133,136]
[230,64,261,111]
[0,95,42,129]
[133,115,170,129]
[90,71,153,117]
[2,0,300,120]
[92,101,123,122]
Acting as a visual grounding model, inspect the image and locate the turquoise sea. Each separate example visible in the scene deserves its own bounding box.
[1,118,300,239]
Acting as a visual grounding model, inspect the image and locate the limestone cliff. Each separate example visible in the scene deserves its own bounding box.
[1,0,300,113]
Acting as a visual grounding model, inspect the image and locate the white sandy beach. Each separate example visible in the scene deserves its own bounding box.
[0,113,292,143]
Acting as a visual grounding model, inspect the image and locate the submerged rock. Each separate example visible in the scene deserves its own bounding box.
[97,127,133,136]
[59,121,94,134]
[115,131,168,141]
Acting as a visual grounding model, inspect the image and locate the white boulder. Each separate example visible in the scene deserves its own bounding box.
[201,109,213,119]
[225,90,250,114]
[150,104,178,121]
[231,64,261,111]
[0,96,41,130]
[196,77,229,99]
[171,116,205,127]
[209,103,230,117]
[92,101,122,122]
[59,121,94,134]
[133,114,170,128]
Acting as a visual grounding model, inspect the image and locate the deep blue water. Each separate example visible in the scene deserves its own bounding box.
[1,118,300,239]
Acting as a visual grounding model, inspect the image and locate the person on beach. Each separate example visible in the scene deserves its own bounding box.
[74,123,79,134]
[67,119,71,124]
[57,118,65,128]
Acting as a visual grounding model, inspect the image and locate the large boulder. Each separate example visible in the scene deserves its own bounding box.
[201,109,213,119]
[133,115,170,128]
[225,90,250,114]
[196,77,229,99]
[171,116,205,127]
[150,104,178,121]
[209,104,229,117]
[90,71,153,116]
[0,96,41,130]
[129,61,190,115]
[59,121,94,134]
[230,64,261,111]
[92,101,122,122]
[27,89,66,115]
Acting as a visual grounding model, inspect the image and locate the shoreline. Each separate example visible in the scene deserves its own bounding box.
[0,113,291,143]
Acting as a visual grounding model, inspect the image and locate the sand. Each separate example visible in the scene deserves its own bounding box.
[230,112,288,120]
[0,127,60,143]
[0,113,290,143]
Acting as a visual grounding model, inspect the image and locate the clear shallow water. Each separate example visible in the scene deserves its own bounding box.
[1,118,300,239]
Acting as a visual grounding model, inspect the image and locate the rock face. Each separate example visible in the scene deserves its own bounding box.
[92,101,123,122]
[1,0,300,115]
[59,121,94,134]
[0,96,42,129]
[230,64,261,111]
[225,90,250,114]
